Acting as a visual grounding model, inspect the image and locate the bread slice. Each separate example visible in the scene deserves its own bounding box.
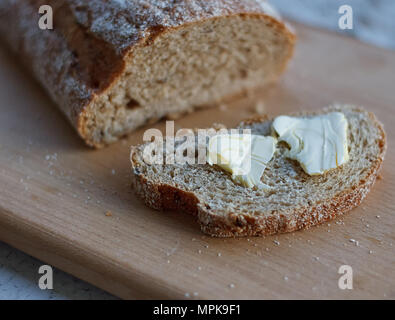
[0,0,295,147]
[130,105,387,237]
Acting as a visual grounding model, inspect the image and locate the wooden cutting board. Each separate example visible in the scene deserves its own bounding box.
[0,23,394,299]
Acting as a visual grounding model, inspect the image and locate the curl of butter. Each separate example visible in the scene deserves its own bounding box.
[207,134,277,188]
[272,112,349,175]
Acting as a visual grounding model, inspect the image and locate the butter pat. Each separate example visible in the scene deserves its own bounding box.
[272,112,349,175]
[207,134,276,188]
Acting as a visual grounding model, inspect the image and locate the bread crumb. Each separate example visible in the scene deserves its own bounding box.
[217,252,222,257]
[105,210,113,217]
[273,240,280,246]
[229,283,235,289]
[377,174,383,180]
[219,104,228,111]
[212,123,227,130]
[254,101,266,114]
[184,292,190,298]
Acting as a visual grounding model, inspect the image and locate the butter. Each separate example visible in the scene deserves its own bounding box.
[272,112,349,175]
[207,133,276,188]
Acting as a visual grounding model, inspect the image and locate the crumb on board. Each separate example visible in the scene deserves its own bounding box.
[253,101,266,114]
[212,123,227,130]
[105,210,113,217]
[219,104,228,111]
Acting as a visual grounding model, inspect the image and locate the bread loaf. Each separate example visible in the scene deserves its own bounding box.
[130,105,387,237]
[0,0,295,147]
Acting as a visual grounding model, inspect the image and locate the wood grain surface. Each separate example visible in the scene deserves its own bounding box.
[0,23,394,299]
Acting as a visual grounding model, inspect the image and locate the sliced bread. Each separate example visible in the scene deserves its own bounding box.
[0,0,295,147]
[130,105,387,237]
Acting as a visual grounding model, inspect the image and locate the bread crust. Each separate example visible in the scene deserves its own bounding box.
[0,0,295,147]
[130,106,387,237]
